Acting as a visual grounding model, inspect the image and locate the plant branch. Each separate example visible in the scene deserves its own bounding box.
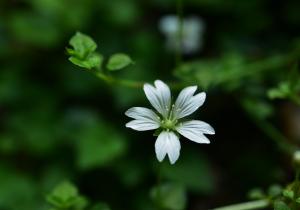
[212,199,269,210]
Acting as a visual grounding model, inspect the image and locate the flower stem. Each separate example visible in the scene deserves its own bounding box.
[94,72,143,88]
[212,199,269,210]
[176,0,183,67]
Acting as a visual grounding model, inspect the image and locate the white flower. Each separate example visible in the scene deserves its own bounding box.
[159,15,205,54]
[125,80,215,164]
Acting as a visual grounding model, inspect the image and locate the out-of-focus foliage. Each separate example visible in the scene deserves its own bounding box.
[0,0,300,209]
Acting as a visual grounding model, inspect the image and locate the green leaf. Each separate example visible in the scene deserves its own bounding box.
[282,189,294,199]
[295,197,300,203]
[106,53,133,71]
[69,53,103,69]
[248,188,265,199]
[150,183,186,210]
[46,181,88,209]
[67,32,103,70]
[273,201,291,210]
[69,32,97,59]
[160,150,215,194]
[90,203,111,210]
[75,118,127,170]
[267,82,291,99]
[268,185,282,197]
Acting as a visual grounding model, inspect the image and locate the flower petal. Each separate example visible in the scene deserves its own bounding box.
[155,131,181,164]
[173,86,206,119]
[125,107,160,131]
[126,119,160,131]
[125,107,160,122]
[143,80,171,118]
[176,120,214,144]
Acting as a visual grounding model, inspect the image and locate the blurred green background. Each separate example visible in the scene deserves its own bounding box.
[0,0,300,209]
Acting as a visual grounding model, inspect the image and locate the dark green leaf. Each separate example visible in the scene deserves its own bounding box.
[150,183,186,210]
[160,150,215,194]
[268,185,282,197]
[273,201,291,210]
[75,118,127,170]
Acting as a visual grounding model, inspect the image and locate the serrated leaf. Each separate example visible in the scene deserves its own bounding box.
[273,201,291,210]
[69,32,97,59]
[150,183,186,210]
[106,53,133,71]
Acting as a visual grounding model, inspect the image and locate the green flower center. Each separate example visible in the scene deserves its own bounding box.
[161,119,177,130]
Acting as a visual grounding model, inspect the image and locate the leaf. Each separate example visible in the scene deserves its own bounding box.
[69,32,97,59]
[69,53,103,69]
[150,183,186,210]
[106,53,133,71]
[273,201,291,210]
[90,203,111,210]
[268,185,282,197]
[248,188,265,199]
[67,32,103,69]
[282,189,294,199]
[267,82,291,99]
[160,150,215,194]
[46,181,88,209]
[75,118,128,170]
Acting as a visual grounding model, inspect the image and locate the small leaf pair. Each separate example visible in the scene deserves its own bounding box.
[67,32,133,71]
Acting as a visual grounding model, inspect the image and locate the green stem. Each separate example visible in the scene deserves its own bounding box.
[156,163,163,210]
[212,199,269,210]
[94,72,143,88]
[176,0,183,67]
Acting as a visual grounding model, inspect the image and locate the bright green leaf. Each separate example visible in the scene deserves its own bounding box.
[46,181,84,209]
[282,189,294,199]
[67,32,103,70]
[69,32,97,59]
[69,53,103,69]
[106,53,133,71]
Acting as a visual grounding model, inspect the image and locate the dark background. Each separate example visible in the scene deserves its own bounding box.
[0,0,300,209]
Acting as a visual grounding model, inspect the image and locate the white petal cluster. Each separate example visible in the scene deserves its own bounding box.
[125,80,215,164]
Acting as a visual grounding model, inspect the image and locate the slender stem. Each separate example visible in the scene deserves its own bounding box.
[94,72,143,88]
[212,199,269,210]
[156,163,163,210]
[176,0,183,67]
